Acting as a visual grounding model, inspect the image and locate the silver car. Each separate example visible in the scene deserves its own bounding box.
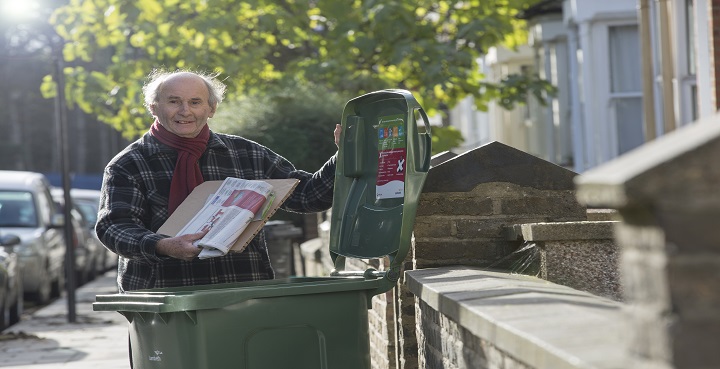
[0,171,65,304]
[51,194,98,285]
[64,189,116,271]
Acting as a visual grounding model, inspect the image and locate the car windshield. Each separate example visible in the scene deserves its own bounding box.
[74,201,98,226]
[0,191,38,227]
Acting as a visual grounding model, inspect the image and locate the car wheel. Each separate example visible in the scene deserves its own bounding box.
[87,256,97,282]
[9,280,23,325]
[0,287,9,330]
[52,264,65,298]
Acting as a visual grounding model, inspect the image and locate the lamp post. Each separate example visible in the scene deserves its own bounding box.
[52,38,77,323]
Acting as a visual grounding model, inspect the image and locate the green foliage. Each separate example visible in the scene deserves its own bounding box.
[49,0,547,139]
[420,125,464,155]
[480,71,557,111]
[211,79,347,171]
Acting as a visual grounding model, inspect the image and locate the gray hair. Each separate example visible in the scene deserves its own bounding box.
[142,69,227,113]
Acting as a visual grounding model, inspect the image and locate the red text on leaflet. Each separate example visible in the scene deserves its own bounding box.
[221,190,266,214]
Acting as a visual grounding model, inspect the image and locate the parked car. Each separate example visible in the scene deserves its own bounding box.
[0,234,23,329]
[51,189,103,285]
[65,189,115,271]
[0,171,65,305]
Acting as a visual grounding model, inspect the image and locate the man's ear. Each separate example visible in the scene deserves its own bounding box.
[209,103,217,118]
[149,103,158,117]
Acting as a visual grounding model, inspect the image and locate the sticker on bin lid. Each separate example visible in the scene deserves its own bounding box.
[376,114,406,200]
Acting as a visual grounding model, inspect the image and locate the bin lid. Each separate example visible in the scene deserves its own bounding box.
[329,89,431,281]
[94,277,383,313]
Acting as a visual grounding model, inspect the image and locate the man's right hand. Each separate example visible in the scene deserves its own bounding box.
[155,231,208,261]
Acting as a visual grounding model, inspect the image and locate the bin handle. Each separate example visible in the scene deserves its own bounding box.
[415,107,432,172]
[330,267,399,297]
[330,268,384,279]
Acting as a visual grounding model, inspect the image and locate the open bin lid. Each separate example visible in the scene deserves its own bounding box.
[329,89,431,291]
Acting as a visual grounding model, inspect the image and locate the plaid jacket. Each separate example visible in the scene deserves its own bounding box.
[96,130,336,292]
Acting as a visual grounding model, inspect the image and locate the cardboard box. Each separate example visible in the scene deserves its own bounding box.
[158,179,300,253]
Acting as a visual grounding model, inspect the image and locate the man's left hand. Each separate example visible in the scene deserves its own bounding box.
[334,124,341,148]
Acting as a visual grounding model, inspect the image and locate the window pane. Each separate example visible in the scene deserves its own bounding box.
[616,97,645,154]
[609,26,642,93]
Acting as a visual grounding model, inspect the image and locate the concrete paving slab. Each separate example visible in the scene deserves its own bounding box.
[0,271,129,369]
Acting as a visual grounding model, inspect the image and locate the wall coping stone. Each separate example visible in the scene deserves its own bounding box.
[423,141,578,193]
[586,209,619,221]
[430,151,458,167]
[405,267,629,369]
[506,221,618,241]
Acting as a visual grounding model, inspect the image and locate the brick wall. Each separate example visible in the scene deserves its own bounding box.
[413,182,585,269]
[369,290,395,369]
[308,142,593,369]
[397,142,586,369]
[406,267,629,369]
[396,266,419,369]
[400,185,585,369]
[416,300,530,369]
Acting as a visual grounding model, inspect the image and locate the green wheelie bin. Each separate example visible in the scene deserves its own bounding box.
[93,89,432,369]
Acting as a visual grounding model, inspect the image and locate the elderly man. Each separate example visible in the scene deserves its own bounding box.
[97,70,340,292]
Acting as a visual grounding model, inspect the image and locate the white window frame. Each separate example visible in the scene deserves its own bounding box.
[692,0,712,118]
[607,24,644,156]
[672,0,699,125]
[584,17,642,165]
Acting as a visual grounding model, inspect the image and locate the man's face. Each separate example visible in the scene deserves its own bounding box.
[151,73,216,138]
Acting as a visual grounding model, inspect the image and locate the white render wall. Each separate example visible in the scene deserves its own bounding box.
[450,46,534,155]
[565,0,639,171]
[447,0,712,173]
[566,0,638,24]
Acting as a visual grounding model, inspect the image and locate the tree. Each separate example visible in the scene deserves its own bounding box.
[50,0,548,139]
[426,126,464,154]
[211,78,345,171]
[0,1,63,171]
[0,0,129,174]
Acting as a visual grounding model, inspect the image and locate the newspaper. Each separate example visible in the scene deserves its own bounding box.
[174,177,274,259]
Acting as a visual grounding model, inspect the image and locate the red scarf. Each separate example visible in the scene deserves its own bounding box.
[150,121,210,215]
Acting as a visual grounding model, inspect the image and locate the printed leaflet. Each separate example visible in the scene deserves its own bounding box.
[174,177,274,259]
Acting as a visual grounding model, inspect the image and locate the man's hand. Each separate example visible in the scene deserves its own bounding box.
[156,231,208,261]
[334,124,342,148]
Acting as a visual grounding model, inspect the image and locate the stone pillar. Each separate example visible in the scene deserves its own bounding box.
[575,117,720,369]
[414,141,586,269]
[510,220,622,300]
[397,141,587,369]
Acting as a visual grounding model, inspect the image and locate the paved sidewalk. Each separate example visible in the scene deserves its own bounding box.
[0,271,129,368]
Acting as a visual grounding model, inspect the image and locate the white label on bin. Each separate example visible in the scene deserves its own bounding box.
[376,114,406,200]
